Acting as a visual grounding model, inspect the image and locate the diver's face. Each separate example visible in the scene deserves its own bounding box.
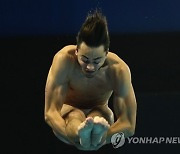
[76,42,107,78]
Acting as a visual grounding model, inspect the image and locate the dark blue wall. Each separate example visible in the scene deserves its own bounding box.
[1,0,180,36]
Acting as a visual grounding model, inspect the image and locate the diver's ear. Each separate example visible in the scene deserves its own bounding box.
[105,49,109,56]
[75,49,78,55]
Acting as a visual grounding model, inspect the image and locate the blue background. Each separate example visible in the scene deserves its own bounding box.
[1,0,180,36]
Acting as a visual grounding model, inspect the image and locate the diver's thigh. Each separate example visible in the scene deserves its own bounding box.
[61,104,86,123]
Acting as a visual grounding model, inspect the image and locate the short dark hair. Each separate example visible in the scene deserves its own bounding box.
[76,9,110,51]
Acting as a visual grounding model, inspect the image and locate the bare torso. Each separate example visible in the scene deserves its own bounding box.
[55,45,122,109]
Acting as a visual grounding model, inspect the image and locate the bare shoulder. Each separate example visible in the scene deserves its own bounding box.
[48,45,76,83]
[52,45,76,67]
[107,52,130,74]
[54,45,76,59]
[107,52,132,95]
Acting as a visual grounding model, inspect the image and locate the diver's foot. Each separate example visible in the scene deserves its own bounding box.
[91,116,110,146]
[78,117,94,148]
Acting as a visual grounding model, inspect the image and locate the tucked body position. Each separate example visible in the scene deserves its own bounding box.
[44,10,137,151]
